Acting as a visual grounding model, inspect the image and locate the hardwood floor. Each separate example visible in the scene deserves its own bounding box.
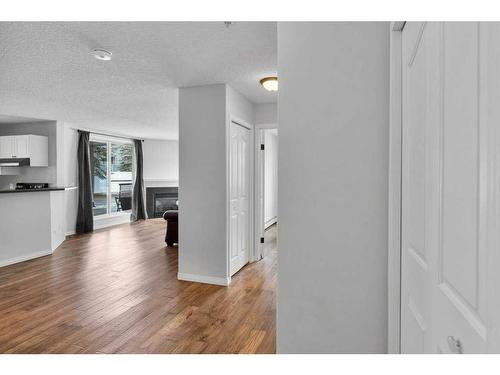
[0,219,277,354]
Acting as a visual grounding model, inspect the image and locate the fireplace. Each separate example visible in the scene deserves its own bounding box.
[146,187,178,218]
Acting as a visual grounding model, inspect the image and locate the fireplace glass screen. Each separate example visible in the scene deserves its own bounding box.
[154,195,178,216]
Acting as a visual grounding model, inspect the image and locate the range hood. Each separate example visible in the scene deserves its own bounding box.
[0,158,27,175]
[0,158,31,167]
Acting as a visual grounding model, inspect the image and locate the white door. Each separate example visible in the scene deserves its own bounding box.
[401,22,500,353]
[229,121,251,275]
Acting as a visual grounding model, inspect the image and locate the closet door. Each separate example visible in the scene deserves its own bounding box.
[229,121,251,275]
[401,22,500,353]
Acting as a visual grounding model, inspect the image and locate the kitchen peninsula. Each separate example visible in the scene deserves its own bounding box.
[0,120,78,267]
[0,186,76,267]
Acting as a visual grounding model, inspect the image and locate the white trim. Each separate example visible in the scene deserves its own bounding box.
[89,135,135,217]
[144,179,179,188]
[226,115,255,282]
[177,272,231,286]
[388,21,403,354]
[482,24,500,351]
[93,212,131,230]
[93,210,132,220]
[0,249,52,268]
[89,133,134,145]
[254,123,279,261]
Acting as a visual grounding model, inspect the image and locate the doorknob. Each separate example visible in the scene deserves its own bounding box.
[447,336,463,354]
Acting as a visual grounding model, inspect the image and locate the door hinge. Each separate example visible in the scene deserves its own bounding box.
[260,237,265,244]
[447,336,463,354]
[260,144,265,150]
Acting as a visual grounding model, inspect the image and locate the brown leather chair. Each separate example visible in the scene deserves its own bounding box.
[163,210,178,246]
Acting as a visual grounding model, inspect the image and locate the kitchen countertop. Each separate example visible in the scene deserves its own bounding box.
[0,187,77,194]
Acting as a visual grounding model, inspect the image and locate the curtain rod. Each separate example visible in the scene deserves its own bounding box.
[77,129,144,142]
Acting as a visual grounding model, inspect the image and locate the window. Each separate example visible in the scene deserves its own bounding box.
[90,136,134,216]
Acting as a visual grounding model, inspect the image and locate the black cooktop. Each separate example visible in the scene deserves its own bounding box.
[16,182,49,190]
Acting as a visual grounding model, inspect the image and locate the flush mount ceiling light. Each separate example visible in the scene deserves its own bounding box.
[260,76,278,92]
[92,48,113,61]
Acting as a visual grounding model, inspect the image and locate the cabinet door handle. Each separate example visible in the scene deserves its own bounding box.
[447,336,463,354]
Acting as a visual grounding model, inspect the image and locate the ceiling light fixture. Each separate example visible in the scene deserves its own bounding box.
[92,48,113,61]
[260,76,278,92]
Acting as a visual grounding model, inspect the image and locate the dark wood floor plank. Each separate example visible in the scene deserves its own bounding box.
[0,219,277,353]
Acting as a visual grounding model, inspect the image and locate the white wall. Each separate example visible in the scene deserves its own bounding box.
[142,139,179,187]
[264,129,278,226]
[226,85,254,124]
[178,84,254,285]
[277,22,390,353]
[255,103,277,125]
[178,84,228,284]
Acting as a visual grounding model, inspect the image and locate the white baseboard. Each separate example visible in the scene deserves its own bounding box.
[65,215,130,236]
[93,213,131,230]
[265,216,277,229]
[0,249,53,268]
[177,272,231,286]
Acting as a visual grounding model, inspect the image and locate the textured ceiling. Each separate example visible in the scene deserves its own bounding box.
[0,22,277,139]
[0,114,50,124]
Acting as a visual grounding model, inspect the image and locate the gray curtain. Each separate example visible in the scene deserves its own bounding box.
[76,131,94,234]
[131,139,148,221]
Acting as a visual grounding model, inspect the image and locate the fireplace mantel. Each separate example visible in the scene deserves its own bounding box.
[144,179,178,188]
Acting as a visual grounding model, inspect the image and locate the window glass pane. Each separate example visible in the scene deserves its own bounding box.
[110,143,133,213]
[90,141,108,216]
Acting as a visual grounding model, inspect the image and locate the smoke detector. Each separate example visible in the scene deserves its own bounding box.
[92,48,113,61]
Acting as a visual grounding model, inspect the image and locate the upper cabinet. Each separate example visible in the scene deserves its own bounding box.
[14,136,29,158]
[0,137,13,158]
[0,135,48,167]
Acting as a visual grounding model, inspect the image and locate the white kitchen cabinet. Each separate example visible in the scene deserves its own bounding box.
[0,136,13,158]
[13,136,29,158]
[0,135,48,166]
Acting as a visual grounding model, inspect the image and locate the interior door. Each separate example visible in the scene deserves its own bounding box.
[401,22,500,353]
[229,121,250,276]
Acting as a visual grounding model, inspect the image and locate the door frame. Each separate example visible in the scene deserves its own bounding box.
[226,115,255,280]
[388,21,405,354]
[254,123,279,261]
